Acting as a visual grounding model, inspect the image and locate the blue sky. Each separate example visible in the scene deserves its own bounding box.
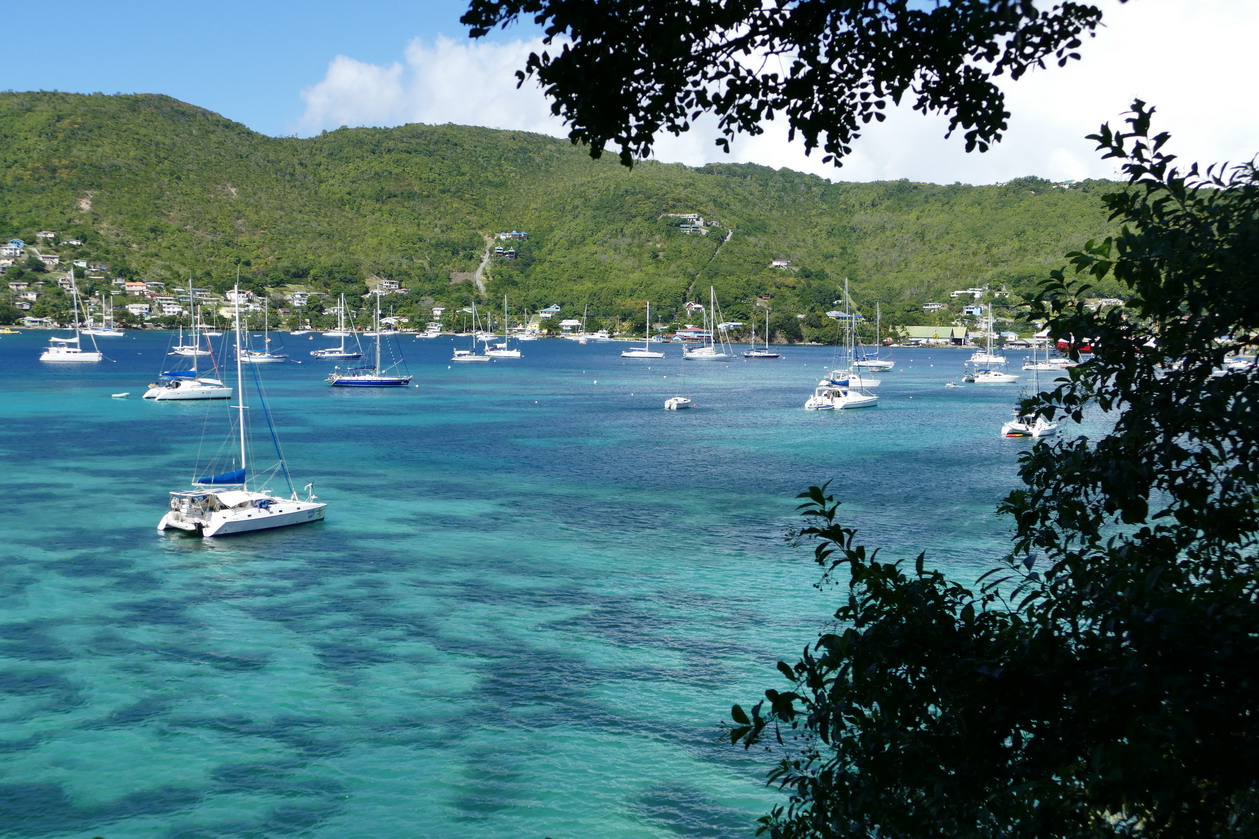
[2,1,498,138]
[4,0,1256,184]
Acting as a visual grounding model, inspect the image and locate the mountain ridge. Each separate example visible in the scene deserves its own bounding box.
[0,91,1122,333]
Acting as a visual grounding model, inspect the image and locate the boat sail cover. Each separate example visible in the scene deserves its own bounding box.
[195,468,246,486]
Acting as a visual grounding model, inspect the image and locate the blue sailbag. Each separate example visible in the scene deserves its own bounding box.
[195,468,246,486]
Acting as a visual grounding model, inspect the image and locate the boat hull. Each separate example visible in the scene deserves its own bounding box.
[39,349,103,362]
[805,386,878,410]
[825,373,881,388]
[144,379,232,400]
[160,497,326,537]
[972,371,1020,384]
[328,375,411,387]
[1002,416,1059,438]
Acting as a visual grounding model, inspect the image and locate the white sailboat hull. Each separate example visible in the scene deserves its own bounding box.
[824,371,881,388]
[622,348,665,358]
[143,378,232,400]
[159,491,326,537]
[852,359,894,370]
[682,347,730,361]
[972,370,1020,384]
[39,346,102,362]
[1002,415,1059,438]
[805,385,878,410]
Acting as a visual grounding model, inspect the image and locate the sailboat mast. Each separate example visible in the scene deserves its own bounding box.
[233,280,247,481]
[189,278,201,374]
[709,287,716,350]
[69,267,78,332]
[69,266,83,336]
[374,293,382,372]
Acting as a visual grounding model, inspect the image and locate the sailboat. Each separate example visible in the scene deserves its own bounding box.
[452,302,491,362]
[664,315,694,409]
[326,293,412,386]
[169,291,210,357]
[157,282,326,537]
[1021,337,1077,372]
[682,287,732,361]
[805,280,878,410]
[144,281,231,400]
[240,298,288,363]
[485,296,523,358]
[742,307,780,359]
[622,301,666,359]
[310,295,362,359]
[83,293,125,337]
[852,303,893,370]
[820,291,880,389]
[965,305,1019,384]
[39,268,102,363]
[199,308,223,338]
[1001,409,1059,438]
[1002,342,1058,438]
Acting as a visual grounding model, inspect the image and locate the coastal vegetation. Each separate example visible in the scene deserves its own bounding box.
[733,107,1259,839]
[0,91,1122,338]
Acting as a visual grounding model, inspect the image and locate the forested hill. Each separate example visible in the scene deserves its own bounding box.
[0,91,1121,329]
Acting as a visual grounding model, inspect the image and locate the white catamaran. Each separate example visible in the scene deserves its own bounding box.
[158,284,326,537]
[39,268,102,363]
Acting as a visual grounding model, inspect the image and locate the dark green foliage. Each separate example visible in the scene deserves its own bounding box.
[462,0,1103,167]
[732,105,1259,838]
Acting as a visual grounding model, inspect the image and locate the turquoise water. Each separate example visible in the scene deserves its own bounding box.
[2,330,1050,838]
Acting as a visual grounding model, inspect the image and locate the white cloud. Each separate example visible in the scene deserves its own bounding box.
[298,55,406,131]
[297,0,1258,183]
[297,35,561,137]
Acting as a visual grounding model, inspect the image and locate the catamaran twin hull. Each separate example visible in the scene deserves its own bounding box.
[39,346,103,362]
[159,490,326,537]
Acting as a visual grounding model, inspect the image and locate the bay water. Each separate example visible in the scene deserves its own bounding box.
[1,329,1053,838]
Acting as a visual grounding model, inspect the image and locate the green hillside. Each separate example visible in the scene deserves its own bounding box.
[0,91,1122,336]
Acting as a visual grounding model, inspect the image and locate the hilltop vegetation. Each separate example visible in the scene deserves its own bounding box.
[0,91,1123,335]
